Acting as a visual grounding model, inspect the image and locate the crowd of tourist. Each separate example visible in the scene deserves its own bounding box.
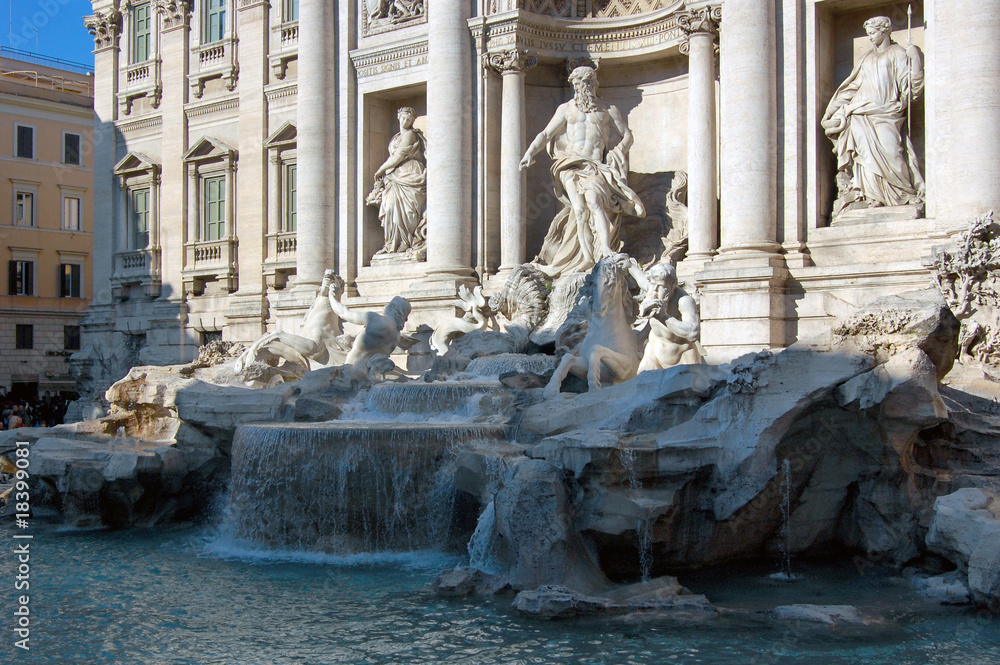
[0,393,72,430]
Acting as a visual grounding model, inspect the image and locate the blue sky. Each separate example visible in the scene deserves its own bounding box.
[2,0,95,68]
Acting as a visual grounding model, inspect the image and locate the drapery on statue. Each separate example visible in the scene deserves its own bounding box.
[635,262,703,372]
[821,15,925,219]
[366,107,427,258]
[520,66,645,278]
[327,275,411,376]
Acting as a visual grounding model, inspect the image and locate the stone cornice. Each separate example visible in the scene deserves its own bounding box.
[469,7,685,62]
[84,9,123,51]
[117,115,163,134]
[186,97,240,118]
[677,4,721,56]
[153,0,192,31]
[265,83,298,102]
[237,0,270,11]
[483,47,538,75]
[350,39,428,80]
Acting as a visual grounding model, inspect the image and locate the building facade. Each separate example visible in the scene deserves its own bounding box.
[79,0,1000,387]
[0,52,94,401]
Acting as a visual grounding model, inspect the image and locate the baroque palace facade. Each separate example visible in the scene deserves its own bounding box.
[79,0,1000,386]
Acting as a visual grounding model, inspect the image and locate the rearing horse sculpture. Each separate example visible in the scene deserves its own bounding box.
[543,254,642,398]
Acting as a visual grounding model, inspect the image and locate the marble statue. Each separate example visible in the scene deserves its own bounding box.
[327,275,411,374]
[543,254,642,398]
[635,262,703,372]
[520,66,646,277]
[366,107,427,258]
[821,16,925,218]
[430,285,492,356]
[233,270,347,385]
[365,0,424,28]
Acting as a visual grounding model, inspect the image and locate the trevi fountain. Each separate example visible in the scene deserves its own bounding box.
[3,0,1000,662]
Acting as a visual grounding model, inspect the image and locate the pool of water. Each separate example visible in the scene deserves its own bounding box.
[2,521,998,664]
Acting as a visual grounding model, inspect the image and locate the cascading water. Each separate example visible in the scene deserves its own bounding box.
[620,446,653,582]
[467,500,500,574]
[771,458,797,581]
[219,376,514,555]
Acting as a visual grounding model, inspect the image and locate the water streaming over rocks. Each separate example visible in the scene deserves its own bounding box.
[221,377,515,555]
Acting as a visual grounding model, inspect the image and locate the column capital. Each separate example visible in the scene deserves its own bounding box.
[84,9,122,52]
[484,48,538,76]
[677,5,722,55]
[154,0,193,31]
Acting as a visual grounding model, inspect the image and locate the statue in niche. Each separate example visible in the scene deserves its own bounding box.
[520,65,646,278]
[365,0,424,29]
[326,274,412,379]
[821,15,925,220]
[635,262,703,372]
[366,106,427,260]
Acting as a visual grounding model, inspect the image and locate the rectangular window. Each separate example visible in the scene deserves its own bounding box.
[60,264,82,298]
[285,163,297,232]
[205,0,226,43]
[132,188,150,248]
[286,0,299,21]
[64,133,82,165]
[63,197,81,230]
[16,125,33,159]
[15,192,34,226]
[15,325,33,350]
[132,3,152,63]
[203,175,226,241]
[64,325,81,351]
[7,261,33,296]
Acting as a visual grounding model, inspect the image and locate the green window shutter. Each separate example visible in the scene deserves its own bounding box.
[132,188,150,248]
[204,176,226,241]
[133,3,151,63]
[286,164,297,232]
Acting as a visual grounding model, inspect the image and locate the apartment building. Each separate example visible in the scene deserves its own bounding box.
[0,50,94,401]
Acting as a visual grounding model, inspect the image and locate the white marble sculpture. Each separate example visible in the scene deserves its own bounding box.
[430,285,491,356]
[327,275,411,376]
[520,66,646,278]
[365,0,424,28]
[366,107,427,258]
[635,262,704,372]
[543,254,642,398]
[821,16,925,219]
[233,270,347,385]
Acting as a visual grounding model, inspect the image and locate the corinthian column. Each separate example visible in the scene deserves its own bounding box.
[718,0,779,256]
[678,5,721,263]
[295,0,336,287]
[485,48,537,271]
[425,0,475,282]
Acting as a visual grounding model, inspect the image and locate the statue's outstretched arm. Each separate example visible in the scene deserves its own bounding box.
[520,104,567,169]
[327,281,368,327]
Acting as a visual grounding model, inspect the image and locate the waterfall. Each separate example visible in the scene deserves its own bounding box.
[467,500,501,574]
[620,446,653,582]
[771,458,797,581]
[221,422,509,555]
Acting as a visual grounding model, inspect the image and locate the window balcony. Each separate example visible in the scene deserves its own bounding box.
[263,230,297,288]
[183,237,238,294]
[111,248,161,298]
[269,20,298,80]
[189,37,238,98]
[118,57,161,114]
